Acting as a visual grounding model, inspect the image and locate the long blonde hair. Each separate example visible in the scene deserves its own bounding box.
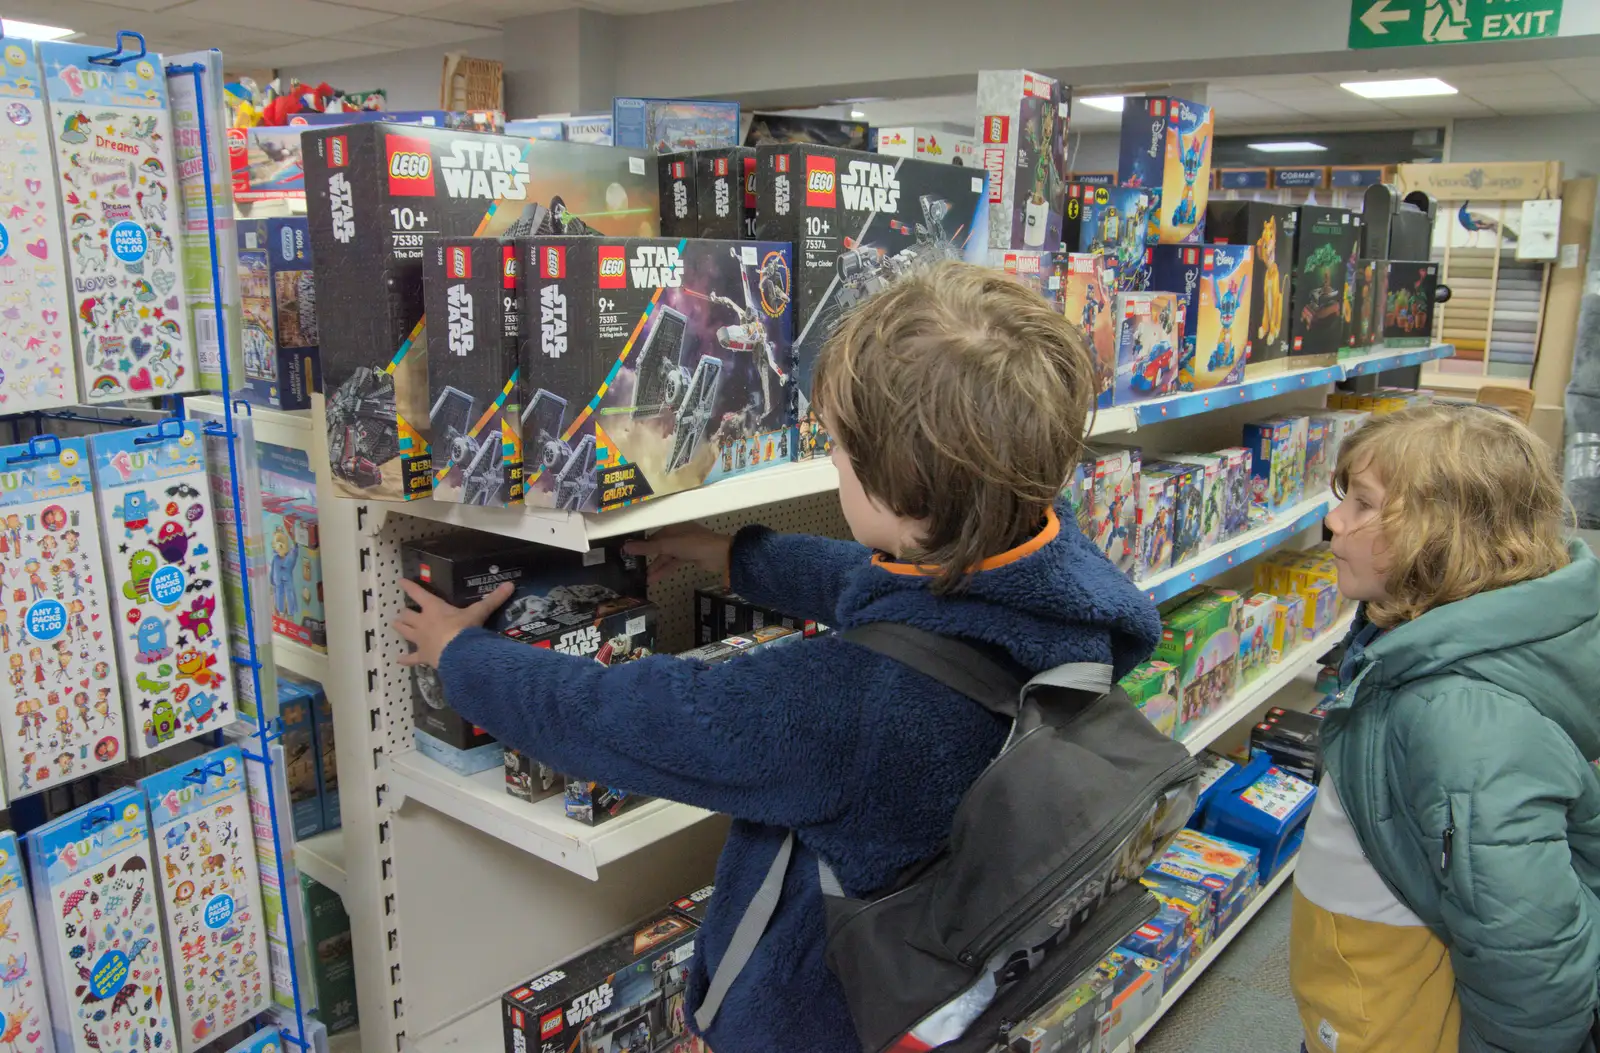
[1332,403,1571,627]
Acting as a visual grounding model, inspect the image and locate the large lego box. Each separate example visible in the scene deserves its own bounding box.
[303,123,657,501]
[1113,291,1181,405]
[752,145,989,453]
[1384,261,1439,347]
[502,909,702,1053]
[613,97,739,153]
[1205,201,1297,376]
[424,237,523,507]
[519,237,794,512]
[1062,253,1117,408]
[1193,243,1252,391]
[1080,185,1156,290]
[975,70,1069,251]
[238,218,321,409]
[1117,96,1213,245]
[697,147,758,239]
[1289,207,1360,362]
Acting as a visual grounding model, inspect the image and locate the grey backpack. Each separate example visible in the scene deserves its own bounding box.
[697,622,1200,1052]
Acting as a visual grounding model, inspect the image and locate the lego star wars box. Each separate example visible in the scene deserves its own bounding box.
[424,237,523,507]
[753,145,989,455]
[1384,261,1439,347]
[303,123,658,501]
[1289,207,1359,362]
[1079,185,1155,290]
[1113,291,1181,405]
[1117,96,1213,245]
[1062,253,1117,408]
[238,218,321,409]
[976,70,1070,251]
[697,147,758,239]
[658,153,699,237]
[519,237,794,512]
[1205,201,1296,376]
[502,910,702,1053]
[1193,243,1253,390]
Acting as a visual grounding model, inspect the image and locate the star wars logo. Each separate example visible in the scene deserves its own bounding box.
[840,160,900,213]
[446,284,475,356]
[555,625,602,656]
[511,1030,526,1053]
[328,173,356,244]
[567,983,614,1027]
[672,178,690,219]
[774,172,791,216]
[540,285,568,358]
[629,245,683,289]
[713,175,730,217]
[438,140,530,200]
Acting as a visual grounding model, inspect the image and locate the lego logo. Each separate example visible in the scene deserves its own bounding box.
[328,135,347,168]
[670,160,686,179]
[981,115,1010,144]
[774,155,790,174]
[1202,249,1214,265]
[1184,248,1198,265]
[713,157,729,177]
[1150,99,1167,117]
[447,246,470,280]
[598,247,626,288]
[541,246,565,280]
[807,170,834,193]
[599,258,624,277]
[503,245,517,284]
[511,1008,525,1028]
[540,1010,563,1039]
[390,152,431,179]
[804,155,836,208]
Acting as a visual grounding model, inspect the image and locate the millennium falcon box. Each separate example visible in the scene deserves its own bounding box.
[519,237,795,513]
[753,146,988,455]
[303,122,658,501]
[423,237,523,507]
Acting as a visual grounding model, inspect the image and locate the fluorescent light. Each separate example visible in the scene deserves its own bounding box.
[1,18,75,40]
[849,109,866,119]
[1248,141,1328,153]
[1079,95,1126,112]
[1341,77,1457,99]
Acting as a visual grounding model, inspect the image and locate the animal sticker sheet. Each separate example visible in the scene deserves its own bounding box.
[141,746,268,1051]
[37,41,196,402]
[25,787,174,1053]
[0,830,54,1053]
[90,422,235,756]
[0,42,78,412]
[0,436,128,799]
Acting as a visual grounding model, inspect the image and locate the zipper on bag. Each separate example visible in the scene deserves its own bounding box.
[1441,799,1455,873]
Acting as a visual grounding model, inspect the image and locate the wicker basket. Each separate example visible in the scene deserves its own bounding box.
[441,53,503,112]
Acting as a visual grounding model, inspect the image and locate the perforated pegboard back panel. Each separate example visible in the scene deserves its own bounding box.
[369,511,458,756]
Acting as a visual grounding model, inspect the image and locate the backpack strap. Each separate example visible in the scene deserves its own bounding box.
[841,622,1026,717]
[695,830,795,1032]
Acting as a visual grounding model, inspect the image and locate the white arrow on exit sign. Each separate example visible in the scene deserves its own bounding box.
[1361,0,1411,33]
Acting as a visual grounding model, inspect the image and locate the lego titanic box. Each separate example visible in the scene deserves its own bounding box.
[1062,253,1117,409]
[1079,185,1156,291]
[238,218,321,410]
[1289,206,1359,362]
[976,70,1070,251]
[1117,96,1213,245]
[303,122,658,501]
[519,238,795,512]
[423,237,524,507]
[1383,261,1439,347]
[1113,291,1180,405]
[753,145,989,453]
[1204,201,1295,376]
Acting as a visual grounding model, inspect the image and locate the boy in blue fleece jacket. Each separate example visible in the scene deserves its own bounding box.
[393,261,1162,1053]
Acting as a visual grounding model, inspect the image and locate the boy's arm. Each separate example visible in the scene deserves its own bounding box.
[436,628,867,827]
[1398,690,1600,1053]
[726,525,871,626]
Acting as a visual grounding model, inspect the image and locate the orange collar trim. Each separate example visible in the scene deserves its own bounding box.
[871,507,1061,578]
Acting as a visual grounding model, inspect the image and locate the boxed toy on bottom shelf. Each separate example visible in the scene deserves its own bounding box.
[300,875,358,1034]
[1251,706,1327,784]
[1198,760,1316,882]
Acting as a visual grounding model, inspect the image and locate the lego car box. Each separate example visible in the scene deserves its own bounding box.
[1062,253,1117,408]
[1117,96,1214,244]
[303,122,658,501]
[1113,291,1181,405]
[424,237,524,507]
[1079,185,1155,290]
[1289,206,1360,362]
[1384,260,1439,347]
[502,909,701,1053]
[518,237,795,512]
[1205,201,1296,376]
[238,217,321,409]
[975,69,1069,251]
[753,145,989,455]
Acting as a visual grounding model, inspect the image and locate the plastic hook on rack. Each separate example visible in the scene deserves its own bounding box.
[181,758,229,787]
[133,416,188,445]
[3,433,63,466]
[88,30,148,66]
[78,804,116,833]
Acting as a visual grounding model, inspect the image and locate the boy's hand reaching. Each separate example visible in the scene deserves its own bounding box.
[624,525,734,586]
[394,579,513,669]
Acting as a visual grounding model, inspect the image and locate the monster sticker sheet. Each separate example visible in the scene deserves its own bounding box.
[25,787,174,1053]
[141,746,268,1051]
[0,830,53,1053]
[0,42,78,412]
[0,436,128,799]
[37,41,196,402]
[90,422,234,756]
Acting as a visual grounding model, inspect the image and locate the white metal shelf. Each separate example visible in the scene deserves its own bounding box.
[274,634,330,684]
[1138,491,1334,604]
[184,394,314,452]
[295,828,348,899]
[385,755,714,881]
[406,999,500,1052]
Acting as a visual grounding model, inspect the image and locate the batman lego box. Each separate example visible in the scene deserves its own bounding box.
[752,145,988,456]
[424,237,523,507]
[303,122,658,501]
[519,237,795,513]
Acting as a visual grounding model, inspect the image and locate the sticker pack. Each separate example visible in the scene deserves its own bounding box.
[0,830,52,1053]
[26,787,175,1053]
[38,41,197,402]
[0,42,79,412]
[0,436,128,799]
[90,422,235,756]
[141,746,269,1051]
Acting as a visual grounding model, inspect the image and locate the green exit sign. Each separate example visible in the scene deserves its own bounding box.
[1349,0,1561,49]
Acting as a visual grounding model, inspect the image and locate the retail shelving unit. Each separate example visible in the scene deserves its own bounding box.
[315,345,1451,1053]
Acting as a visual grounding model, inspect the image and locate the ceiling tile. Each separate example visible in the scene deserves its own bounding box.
[75,0,190,9]
[244,37,397,66]
[164,0,394,34]
[425,0,573,17]
[1466,85,1588,107]
[592,0,736,9]
[1488,99,1598,116]
[336,15,497,47]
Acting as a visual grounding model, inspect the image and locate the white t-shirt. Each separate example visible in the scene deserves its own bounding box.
[1295,776,1427,927]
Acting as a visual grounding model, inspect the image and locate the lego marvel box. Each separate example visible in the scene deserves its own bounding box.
[1194,243,1253,390]
[976,70,1069,251]
[1205,201,1296,376]
[1080,185,1155,290]
[1091,446,1140,578]
[1146,245,1204,385]
[1062,253,1116,408]
[753,145,989,453]
[1118,97,1213,245]
[424,237,523,507]
[238,218,321,409]
[303,123,658,501]
[1290,207,1359,362]
[1113,291,1180,404]
[1384,261,1438,346]
[990,249,1068,308]
[519,237,795,512]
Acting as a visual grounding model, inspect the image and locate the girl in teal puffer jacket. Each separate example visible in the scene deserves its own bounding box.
[1292,403,1600,1053]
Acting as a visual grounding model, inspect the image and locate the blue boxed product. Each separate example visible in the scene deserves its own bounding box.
[238,218,320,409]
[1116,96,1213,245]
[1202,764,1317,881]
[1080,185,1155,290]
[413,730,503,776]
[505,118,566,141]
[259,443,325,651]
[1242,416,1309,517]
[1146,244,1205,384]
[612,97,739,152]
[563,114,614,145]
[309,679,339,831]
[278,674,323,838]
[1121,907,1185,960]
[221,1027,284,1053]
[1145,828,1259,917]
[1191,749,1272,827]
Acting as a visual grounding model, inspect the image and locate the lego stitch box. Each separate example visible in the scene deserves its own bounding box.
[237,217,319,410]
[976,70,1069,251]
[1113,291,1180,405]
[1205,201,1296,376]
[303,123,658,501]
[1062,253,1116,408]
[519,237,794,512]
[1117,96,1213,245]
[424,237,523,507]
[1289,206,1359,362]
[1194,243,1252,390]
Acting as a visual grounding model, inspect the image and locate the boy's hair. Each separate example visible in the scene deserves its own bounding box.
[811,260,1096,591]
[1333,403,1571,627]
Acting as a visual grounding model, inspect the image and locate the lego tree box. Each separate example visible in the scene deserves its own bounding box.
[697,147,758,239]
[1289,207,1359,362]
[1117,97,1213,245]
[1113,291,1181,405]
[1193,243,1253,391]
[752,145,988,454]
[1383,261,1439,347]
[1243,416,1309,517]
[976,70,1069,251]
[518,237,794,512]
[1062,253,1117,408]
[1080,186,1156,290]
[1090,446,1140,578]
[502,909,702,1053]
[303,123,657,501]
[424,237,523,507]
[238,218,321,409]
